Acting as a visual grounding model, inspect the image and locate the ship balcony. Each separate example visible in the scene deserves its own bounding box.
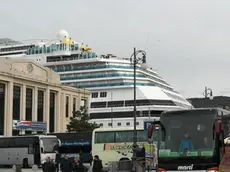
[89,105,184,113]
[26,43,97,59]
[51,50,71,56]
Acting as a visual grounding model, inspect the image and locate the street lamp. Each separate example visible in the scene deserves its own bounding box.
[130,47,147,171]
[203,87,213,100]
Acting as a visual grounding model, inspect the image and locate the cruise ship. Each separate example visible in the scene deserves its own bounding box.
[0,30,193,128]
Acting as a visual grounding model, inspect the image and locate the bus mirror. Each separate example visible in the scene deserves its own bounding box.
[215,120,222,136]
[58,139,61,147]
[148,121,165,141]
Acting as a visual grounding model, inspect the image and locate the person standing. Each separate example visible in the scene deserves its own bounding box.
[79,150,84,163]
[60,154,72,172]
[72,156,85,172]
[88,151,93,166]
[55,150,61,172]
[42,156,56,172]
[92,155,103,172]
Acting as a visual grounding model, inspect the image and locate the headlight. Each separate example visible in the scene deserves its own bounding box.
[207,167,218,172]
[157,168,166,172]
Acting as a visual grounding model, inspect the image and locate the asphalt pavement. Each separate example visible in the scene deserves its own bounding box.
[0,163,92,172]
[0,169,42,172]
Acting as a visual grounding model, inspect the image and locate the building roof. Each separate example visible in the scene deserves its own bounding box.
[187,96,230,109]
[0,58,89,95]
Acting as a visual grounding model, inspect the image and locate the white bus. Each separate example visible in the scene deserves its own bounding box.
[92,127,156,170]
[0,135,59,167]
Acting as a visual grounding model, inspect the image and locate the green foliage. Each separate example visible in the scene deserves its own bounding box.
[67,106,99,132]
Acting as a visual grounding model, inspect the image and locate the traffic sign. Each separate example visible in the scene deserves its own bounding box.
[144,121,153,130]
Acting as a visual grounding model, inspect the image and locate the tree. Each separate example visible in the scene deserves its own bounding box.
[67,106,99,132]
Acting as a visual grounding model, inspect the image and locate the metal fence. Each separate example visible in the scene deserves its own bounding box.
[107,160,146,172]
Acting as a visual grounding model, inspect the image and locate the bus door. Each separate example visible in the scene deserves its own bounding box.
[34,142,41,165]
[81,144,91,163]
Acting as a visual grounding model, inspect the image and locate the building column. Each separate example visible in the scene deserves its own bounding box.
[45,87,50,133]
[77,95,81,110]
[86,98,90,114]
[61,93,66,131]
[5,81,13,136]
[32,87,38,122]
[70,95,73,117]
[19,84,26,135]
[3,83,7,136]
[74,97,77,112]
[31,87,38,134]
[55,90,61,132]
[20,84,26,120]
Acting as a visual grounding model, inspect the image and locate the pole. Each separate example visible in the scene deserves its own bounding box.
[134,48,137,144]
[111,92,113,128]
[132,47,138,171]
[204,87,207,98]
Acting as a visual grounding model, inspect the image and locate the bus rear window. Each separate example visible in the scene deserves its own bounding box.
[59,145,91,154]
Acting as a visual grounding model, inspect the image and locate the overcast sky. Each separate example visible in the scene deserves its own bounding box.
[1,0,230,98]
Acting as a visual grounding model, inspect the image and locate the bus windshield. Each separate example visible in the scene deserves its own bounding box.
[158,110,215,158]
[41,138,58,153]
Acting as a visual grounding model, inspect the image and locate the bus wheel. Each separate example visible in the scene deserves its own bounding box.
[22,158,29,168]
[119,158,129,161]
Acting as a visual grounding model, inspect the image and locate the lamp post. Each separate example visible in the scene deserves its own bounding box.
[203,87,213,100]
[130,47,147,171]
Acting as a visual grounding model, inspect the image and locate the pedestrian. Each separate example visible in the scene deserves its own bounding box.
[79,150,84,163]
[88,151,93,166]
[92,155,103,172]
[60,154,72,172]
[72,156,85,172]
[42,156,56,172]
[55,150,61,172]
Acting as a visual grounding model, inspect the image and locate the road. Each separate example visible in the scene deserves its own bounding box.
[0,163,92,172]
[0,169,42,172]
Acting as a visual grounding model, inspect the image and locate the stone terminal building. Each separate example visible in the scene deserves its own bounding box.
[0,58,90,136]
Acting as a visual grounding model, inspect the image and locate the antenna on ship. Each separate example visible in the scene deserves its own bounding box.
[144,36,150,50]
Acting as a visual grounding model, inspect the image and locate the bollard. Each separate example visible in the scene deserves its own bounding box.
[32,165,38,172]
[118,160,132,171]
[108,161,118,172]
[136,165,145,172]
[12,165,22,172]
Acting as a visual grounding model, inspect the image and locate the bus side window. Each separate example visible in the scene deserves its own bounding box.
[28,144,34,154]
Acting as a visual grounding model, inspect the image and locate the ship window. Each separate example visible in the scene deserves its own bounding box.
[108,123,112,126]
[90,102,106,108]
[100,92,107,98]
[136,122,139,125]
[99,123,103,127]
[108,101,124,107]
[126,122,130,126]
[91,92,98,98]
[117,123,121,126]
